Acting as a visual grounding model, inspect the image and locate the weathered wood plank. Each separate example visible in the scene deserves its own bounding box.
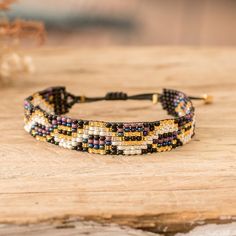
[0,220,161,236]
[0,47,236,234]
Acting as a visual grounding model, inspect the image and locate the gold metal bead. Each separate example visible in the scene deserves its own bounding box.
[202,94,213,104]
[152,94,159,104]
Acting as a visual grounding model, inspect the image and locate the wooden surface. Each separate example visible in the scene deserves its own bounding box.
[0,47,236,235]
[1,222,236,236]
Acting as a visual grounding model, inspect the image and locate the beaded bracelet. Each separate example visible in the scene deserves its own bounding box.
[24,87,212,155]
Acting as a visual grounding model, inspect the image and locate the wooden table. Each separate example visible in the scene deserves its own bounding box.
[0,47,236,235]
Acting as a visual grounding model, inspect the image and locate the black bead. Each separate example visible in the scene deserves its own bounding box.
[117,123,123,128]
[152,148,157,153]
[112,127,117,132]
[163,133,168,138]
[149,124,155,131]
[131,136,136,141]
[83,121,89,125]
[78,120,84,126]
[111,150,117,155]
[106,123,111,128]
[136,136,142,141]
[117,150,123,155]
[106,150,111,154]
[142,149,147,154]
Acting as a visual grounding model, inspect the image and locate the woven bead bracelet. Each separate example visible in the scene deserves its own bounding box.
[24,86,212,155]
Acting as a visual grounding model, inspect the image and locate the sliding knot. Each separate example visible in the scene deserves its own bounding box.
[105,92,127,100]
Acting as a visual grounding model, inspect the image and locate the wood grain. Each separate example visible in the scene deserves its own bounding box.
[0,47,236,234]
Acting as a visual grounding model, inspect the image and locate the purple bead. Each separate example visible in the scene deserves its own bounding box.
[67,118,72,123]
[99,140,105,145]
[158,139,163,143]
[143,131,148,136]
[52,120,57,125]
[94,140,99,145]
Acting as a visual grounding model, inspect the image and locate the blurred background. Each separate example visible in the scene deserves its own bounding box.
[4,0,236,46]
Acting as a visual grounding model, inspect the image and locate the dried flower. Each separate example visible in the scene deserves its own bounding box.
[0,0,45,84]
[0,50,34,78]
[0,0,17,11]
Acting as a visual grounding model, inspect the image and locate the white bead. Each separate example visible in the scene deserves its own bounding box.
[63,143,67,148]
[94,130,99,135]
[24,125,30,133]
[124,150,130,155]
[136,150,142,155]
[130,150,136,155]
[72,141,78,146]
[88,130,94,135]
[76,137,82,142]
[83,129,89,135]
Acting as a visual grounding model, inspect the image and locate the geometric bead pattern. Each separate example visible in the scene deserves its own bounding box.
[24,87,195,155]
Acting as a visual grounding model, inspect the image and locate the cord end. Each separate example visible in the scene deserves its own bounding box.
[202,94,213,104]
[152,94,159,104]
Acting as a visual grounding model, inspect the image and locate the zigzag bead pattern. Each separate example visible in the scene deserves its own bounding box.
[24,87,195,155]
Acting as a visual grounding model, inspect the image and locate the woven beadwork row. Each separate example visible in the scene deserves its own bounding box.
[24,87,195,155]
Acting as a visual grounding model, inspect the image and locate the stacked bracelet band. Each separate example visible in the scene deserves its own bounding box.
[24,86,212,155]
